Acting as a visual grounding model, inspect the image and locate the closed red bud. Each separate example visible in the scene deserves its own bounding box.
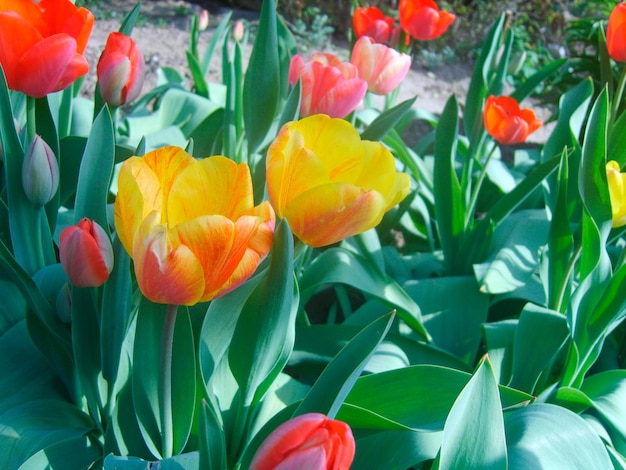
[60,218,114,288]
[97,32,144,106]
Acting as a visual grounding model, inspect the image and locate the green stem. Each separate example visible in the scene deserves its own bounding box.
[465,142,499,228]
[160,304,178,458]
[26,95,36,143]
[611,64,626,125]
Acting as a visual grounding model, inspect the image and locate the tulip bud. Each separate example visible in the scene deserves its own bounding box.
[22,135,59,206]
[60,218,114,288]
[233,20,245,42]
[97,32,145,106]
[198,9,209,32]
[607,160,626,228]
[55,282,72,323]
[250,413,356,470]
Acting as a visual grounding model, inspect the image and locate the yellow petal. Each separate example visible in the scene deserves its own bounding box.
[607,160,626,228]
[284,183,387,247]
[132,211,205,305]
[167,156,254,225]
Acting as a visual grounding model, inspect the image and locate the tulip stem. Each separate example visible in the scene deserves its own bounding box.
[611,64,626,125]
[160,304,178,458]
[465,142,498,228]
[26,96,37,144]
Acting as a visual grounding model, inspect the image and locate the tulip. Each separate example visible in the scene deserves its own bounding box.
[0,0,94,97]
[21,135,59,206]
[233,20,245,42]
[351,36,412,95]
[250,413,355,470]
[97,32,144,107]
[198,9,209,32]
[607,160,626,228]
[352,6,395,44]
[483,95,543,145]
[60,218,114,288]
[399,0,455,41]
[607,3,626,62]
[114,146,275,306]
[288,53,367,118]
[266,115,411,247]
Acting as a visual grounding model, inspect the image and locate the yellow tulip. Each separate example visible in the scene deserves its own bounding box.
[607,160,626,228]
[266,114,410,247]
[114,146,275,305]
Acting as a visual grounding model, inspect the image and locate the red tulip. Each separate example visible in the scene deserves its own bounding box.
[483,95,543,145]
[607,3,626,62]
[288,52,367,118]
[250,413,356,470]
[97,32,144,106]
[60,218,114,288]
[351,36,412,95]
[353,6,395,44]
[399,0,455,41]
[0,0,94,97]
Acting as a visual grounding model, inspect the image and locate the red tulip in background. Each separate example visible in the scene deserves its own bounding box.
[97,32,145,106]
[289,52,368,118]
[0,0,94,97]
[399,0,455,41]
[60,218,114,288]
[607,3,626,62]
[250,413,356,470]
[351,36,412,95]
[483,95,543,145]
[353,6,395,44]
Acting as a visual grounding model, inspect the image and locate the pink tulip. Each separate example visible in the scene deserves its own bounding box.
[351,36,412,95]
[250,413,356,470]
[288,52,367,118]
[97,32,144,106]
[60,218,113,288]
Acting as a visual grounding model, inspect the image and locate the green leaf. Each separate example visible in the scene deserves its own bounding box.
[438,356,507,470]
[243,0,280,154]
[73,107,115,231]
[298,247,429,340]
[505,404,612,469]
[118,3,142,36]
[344,365,532,432]
[483,320,517,385]
[581,370,626,441]
[353,430,442,469]
[103,452,200,470]
[19,436,101,470]
[403,276,488,363]
[186,50,209,98]
[434,96,465,275]
[0,400,95,469]
[295,312,395,419]
[199,399,227,470]
[511,58,567,103]
[229,219,296,407]
[201,11,233,76]
[360,97,417,142]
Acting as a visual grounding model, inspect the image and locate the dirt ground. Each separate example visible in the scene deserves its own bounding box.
[83,0,551,142]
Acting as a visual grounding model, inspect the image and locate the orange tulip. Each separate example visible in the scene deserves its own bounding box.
[0,0,94,97]
[97,32,144,106]
[266,115,410,247]
[483,95,542,145]
[607,160,626,228]
[353,6,395,44]
[351,36,411,95]
[288,53,367,118]
[114,146,275,306]
[608,3,626,62]
[250,413,355,470]
[399,0,455,41]
[60,218,114,288]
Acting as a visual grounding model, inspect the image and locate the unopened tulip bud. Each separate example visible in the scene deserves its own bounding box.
[60,218,114,288]
[22,135,59,206]
[233,20,245,42]
[198,9,209,32]
[97,32,145,106]
[55,282,72,323]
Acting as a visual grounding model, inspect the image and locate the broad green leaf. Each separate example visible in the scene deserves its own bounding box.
[186,50,209,98]
[344,365,532,431]
[188,108,225,158]
[18,436,101,470]
[0,274,26,336]
[360,97,418,142]
[483,320,517,385]
[434,96,465,275]
[243,0,280,154]
[508,304,569,394]
[353,430,442,470]
[228,220,297,408]
[582,370,626,440]
[403,276,488,363]
[474,210,549,294]
[73,106,115,231]
[294,312,395,419]
[505,403,612,469]
[298,247,429,340]
[199,399,227,470]
[118,3,142,36]
[0,400,95,469]
[438,356,507,470]
[103,452,200,470]
[511,58,567,103]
